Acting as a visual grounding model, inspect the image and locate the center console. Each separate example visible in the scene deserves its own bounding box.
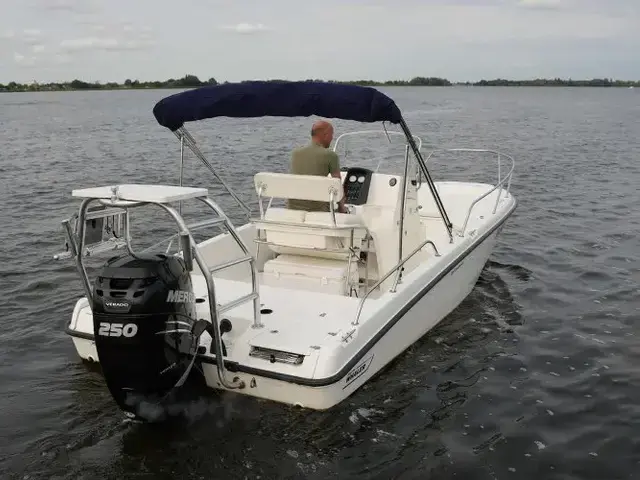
[341,167,373,206]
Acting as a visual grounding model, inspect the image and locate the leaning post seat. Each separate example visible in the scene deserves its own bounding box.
[252,172,368,257]
[252,172,370,295]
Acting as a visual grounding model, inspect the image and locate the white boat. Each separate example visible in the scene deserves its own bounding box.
[54,81,517,421]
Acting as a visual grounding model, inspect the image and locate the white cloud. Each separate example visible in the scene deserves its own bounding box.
[13,52,36,67]
[32,44,45,53]
[219,23,271,34]
[517,0,563,9]
[2,30,16,39]
[33,0,98,13]
[20,28,43,45]
[60,36,117,50]
[37,0,77,10]
[59,36,155,51]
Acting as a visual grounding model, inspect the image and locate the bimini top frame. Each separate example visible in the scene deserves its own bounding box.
[152,80,454,241]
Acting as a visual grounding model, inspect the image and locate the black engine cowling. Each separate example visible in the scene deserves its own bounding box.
[92,252,202,421]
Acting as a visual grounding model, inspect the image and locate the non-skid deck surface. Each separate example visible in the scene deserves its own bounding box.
[190,273,362,352]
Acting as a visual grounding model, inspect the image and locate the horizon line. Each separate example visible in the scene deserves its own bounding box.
[1,76,639,93]
[2,75,640,85]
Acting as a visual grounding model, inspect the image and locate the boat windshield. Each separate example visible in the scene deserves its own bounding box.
[332,130,422,177]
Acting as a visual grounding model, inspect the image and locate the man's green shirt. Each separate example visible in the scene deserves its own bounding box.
[287,142,340,212]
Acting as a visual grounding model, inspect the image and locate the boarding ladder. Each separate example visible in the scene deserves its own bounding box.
[174,207,261,391]
[54,186,261,391]
[184,215,261,319]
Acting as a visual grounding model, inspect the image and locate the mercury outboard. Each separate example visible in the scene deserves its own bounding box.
[92,252,209,422]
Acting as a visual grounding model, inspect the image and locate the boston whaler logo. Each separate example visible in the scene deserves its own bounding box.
[166,290,196,303]
[343,354,374,389]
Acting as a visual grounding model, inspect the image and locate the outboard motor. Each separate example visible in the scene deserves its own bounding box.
[92,252,204,421]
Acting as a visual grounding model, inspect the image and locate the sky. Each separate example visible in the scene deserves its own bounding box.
[1,0,639,84]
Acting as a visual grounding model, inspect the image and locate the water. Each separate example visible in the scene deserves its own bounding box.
[1,86,639,479]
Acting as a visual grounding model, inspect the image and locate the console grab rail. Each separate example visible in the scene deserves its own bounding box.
[352,237,440,326]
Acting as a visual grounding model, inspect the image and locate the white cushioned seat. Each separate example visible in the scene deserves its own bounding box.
[257,208,365,260]
[262,207,308,251]
[303,211,368,256]
[304,211,365,227]
[264,207,306,223]
[252,171,368,262]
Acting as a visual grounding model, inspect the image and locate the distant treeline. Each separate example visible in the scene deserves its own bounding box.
[460,78,639,87]
[1,74,638,92]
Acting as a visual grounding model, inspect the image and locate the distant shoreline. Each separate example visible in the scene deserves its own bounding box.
[1,74,638,93]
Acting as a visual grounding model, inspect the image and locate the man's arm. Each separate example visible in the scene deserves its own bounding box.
[327,151,347,213]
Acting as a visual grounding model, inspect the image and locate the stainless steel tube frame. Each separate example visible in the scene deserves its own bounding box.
[352,238,440,326]
[198,197,263,330]
[156,202,246,390]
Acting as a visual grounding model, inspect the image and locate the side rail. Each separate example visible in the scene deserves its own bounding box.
[352,237,440,326]
[422,148,515,236]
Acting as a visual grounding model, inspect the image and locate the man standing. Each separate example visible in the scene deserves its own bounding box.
[288,120,347,213]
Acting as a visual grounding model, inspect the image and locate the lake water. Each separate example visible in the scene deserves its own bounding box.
[1,86,639,479]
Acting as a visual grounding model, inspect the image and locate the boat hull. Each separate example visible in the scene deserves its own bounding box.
[66,204,511,410]
[197,226,501,409]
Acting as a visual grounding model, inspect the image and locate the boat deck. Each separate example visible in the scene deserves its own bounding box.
[192,273,362,355]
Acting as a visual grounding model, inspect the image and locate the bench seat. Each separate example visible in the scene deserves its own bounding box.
[252,207,367,258]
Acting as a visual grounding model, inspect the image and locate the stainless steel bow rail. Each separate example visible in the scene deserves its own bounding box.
[423,148,515,237]
[53,188,262,390]
[334,131,516,242]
